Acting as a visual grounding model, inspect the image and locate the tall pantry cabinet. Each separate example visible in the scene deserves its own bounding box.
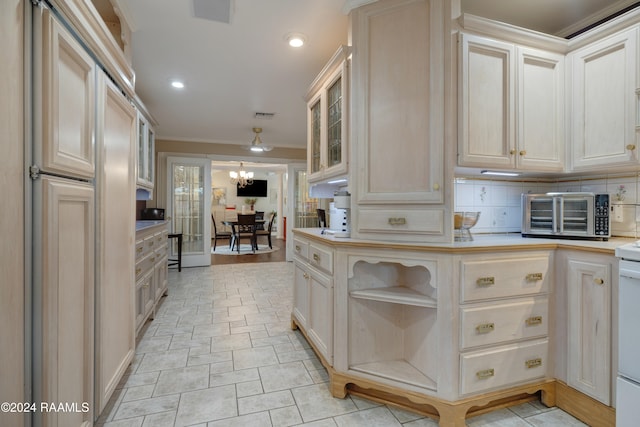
[31,3,136,424]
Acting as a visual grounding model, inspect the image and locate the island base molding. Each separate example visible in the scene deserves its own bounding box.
[292,315,615,426]
[555,381,615,427]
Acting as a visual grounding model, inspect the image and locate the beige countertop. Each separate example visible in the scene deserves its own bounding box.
[292,228,634,255]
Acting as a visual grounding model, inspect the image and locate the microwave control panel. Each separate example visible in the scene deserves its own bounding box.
[595,194,610,236]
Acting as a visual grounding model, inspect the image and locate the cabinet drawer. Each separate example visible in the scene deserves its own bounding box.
[308,243,333,274]
[135,238,145,260]
[135,254,153,280]
[460,338,548,395]
[460,255,549,302]
[153,230,167,247]
[356,208,444,236]
[143,234,160,254]
[293,237,309,260]
[460,297,548,349]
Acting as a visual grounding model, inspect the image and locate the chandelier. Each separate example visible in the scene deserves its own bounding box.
[229,162,254,188]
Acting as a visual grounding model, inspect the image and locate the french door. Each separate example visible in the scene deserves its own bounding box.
[167,157,211,267]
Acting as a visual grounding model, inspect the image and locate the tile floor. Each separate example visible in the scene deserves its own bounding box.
[96,262,587,427]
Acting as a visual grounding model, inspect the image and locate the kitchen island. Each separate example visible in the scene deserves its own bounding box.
[292,228,626,427]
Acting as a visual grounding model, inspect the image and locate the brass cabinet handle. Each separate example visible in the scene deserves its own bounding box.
[510,149,516,155]
[476,369,494,379]
[388,217,407,226]
[313,253,320,262]
[627,144,636,150]
[295,245,301,252]
[433,183,440,191]
[594,278,604,285]
[525,358,542,369]
[150,256,155,263]
[526,316,543,326]
[476,276,495,286]
[135,268,141,275]
[136,247,143,253]
[526,273,543,281]
[303,272,309,279]
[476,323,495,334]
[519,150,526,156]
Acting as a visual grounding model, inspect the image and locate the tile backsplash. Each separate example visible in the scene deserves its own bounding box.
[454,173,640,237]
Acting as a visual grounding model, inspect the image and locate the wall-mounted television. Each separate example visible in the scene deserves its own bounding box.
[236,180,268,198]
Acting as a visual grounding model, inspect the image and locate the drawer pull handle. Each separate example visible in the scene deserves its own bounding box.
[627,144,636,151]
[594,278,604,285]
[526,316,543,326]
[476,369,494,379]
[135,268,141,275]
[525,358,542,369]
[303,272,309,279]
[313,253,320,262]
[526,273,543,281]
[388,217,407,226]
[476,323,495,334]
[295,245,301,252]
[519,150,527,156]
[476,276,495,286]
[150,257,155,262]
[136,247,143,253]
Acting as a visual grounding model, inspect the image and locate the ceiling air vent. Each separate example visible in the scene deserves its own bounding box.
[193,0,232,24]
[254,112,275,120]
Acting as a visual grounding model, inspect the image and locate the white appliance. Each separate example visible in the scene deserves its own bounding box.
[615,243,640,426]
[325,192,351,237]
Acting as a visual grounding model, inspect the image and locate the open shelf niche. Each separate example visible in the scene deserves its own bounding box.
[347,258,438,391]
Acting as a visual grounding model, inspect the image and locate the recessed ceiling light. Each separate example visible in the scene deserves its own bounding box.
[171,81,185,89]
[285,33,306,48]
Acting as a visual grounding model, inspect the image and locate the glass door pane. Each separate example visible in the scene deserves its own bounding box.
[327,76,342,168]
[167,157,211,267]
[310,100,321,174]
[294,170,318,228]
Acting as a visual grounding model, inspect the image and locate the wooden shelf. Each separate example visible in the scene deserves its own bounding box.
[350,360,437,391]
[350,287,436,308]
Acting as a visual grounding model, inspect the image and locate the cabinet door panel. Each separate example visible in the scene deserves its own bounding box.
[37,176,95,427]
[567,259,611,404]
[518,47,564,171]
[571,28,638,170]
[459,34,515,167]
[38,9,95,178]
[308,273,333,364]
[293,262,310,328]
[354,0,443,204]
[95,72,136,413]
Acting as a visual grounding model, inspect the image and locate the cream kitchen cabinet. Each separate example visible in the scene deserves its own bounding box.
[457,252,552,396]
[305,46,350,183]
[559,251,616,405]
[569,26,639,171]
[292,236,334,364]
[350,0,447,242]
[458,33,564,172]
[136,110,155,190]
[134,222,169,335]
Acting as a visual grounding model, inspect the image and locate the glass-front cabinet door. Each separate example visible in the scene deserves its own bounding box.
[136,112,155,189]
[305,45,350,183]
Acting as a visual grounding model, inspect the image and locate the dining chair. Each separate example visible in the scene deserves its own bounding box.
[211,214,232,251]
[317,208,327,228]
[255,211,265,230]
[232,213,257,253]
[256,213,276,249]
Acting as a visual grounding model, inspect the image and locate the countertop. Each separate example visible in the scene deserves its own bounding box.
[135,220,167,232]
[292,228,634,255]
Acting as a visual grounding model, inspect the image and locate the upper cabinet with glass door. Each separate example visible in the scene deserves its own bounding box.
[305,46,351,183]
[136,110,155,190]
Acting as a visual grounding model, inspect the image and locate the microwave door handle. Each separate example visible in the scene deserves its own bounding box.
[557,197,564,233]
[552,197,558,233]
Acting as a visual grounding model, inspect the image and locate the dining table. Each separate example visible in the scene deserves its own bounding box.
[222,219,266,250]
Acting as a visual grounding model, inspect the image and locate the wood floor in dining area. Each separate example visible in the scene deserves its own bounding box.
[211,238,287,265]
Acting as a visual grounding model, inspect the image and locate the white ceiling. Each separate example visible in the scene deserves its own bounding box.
[116,0,638,152]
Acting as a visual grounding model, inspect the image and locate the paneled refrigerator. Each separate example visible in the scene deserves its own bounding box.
[29,3,136,425]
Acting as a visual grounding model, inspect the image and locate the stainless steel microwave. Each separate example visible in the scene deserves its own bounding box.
[522,192,610,240]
